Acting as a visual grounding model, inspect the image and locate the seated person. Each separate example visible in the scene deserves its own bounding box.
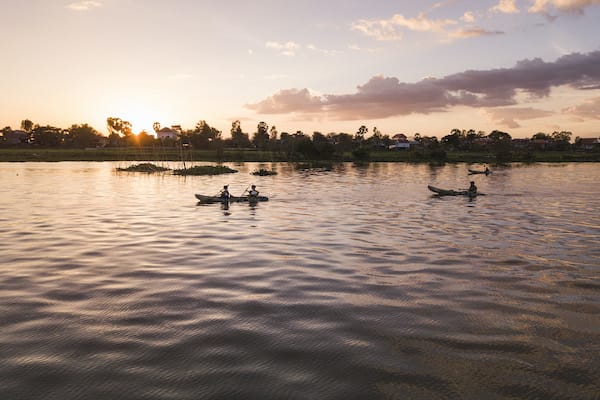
[468,181,477,195]
[248,185,259,198]
[219,185,230,199]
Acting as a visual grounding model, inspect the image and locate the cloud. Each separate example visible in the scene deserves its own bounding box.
[491,0,520,13]
[265,41,300,56]
[563,96,600,119]
[246,50,600,120]
[461,12,476,22]
[450,27,504,38]
[528,0,600,14]
[306,44,339,56]
[430,0,459,10]
[352,13,457,41]
[348,44,383,53]
[67,1,102,11]
[245,88,325,114]
[483,107,554,128]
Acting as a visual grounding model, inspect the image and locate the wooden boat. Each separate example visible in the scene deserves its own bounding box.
[428,185,480,197]
[195,194,269,203]
[468,169,491,175]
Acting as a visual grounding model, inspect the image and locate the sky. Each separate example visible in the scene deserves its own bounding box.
[1,0,599,139]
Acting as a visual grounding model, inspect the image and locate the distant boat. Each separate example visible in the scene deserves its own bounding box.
[428,185,481,197]
[195,194,269,204]
[468,168,491,175]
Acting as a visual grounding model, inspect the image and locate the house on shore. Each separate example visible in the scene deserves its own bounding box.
[156,127,179,140]
[389,133,410,150]
[576,137,600,151]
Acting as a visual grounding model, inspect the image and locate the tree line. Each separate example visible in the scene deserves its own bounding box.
[1,118,593,160]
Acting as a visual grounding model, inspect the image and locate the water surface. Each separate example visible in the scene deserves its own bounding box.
[1,162,599,399]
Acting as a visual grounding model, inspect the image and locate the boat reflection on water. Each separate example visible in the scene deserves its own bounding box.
[1,161,599,400]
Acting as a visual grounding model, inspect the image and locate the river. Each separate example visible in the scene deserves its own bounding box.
[1,161,599,399]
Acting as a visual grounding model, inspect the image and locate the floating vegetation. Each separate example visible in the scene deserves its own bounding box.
[173,165,238,176]
[116,163,170,173]
[251,169,278,176]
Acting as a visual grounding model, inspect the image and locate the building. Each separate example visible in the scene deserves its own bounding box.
[389,133,410,150]
[577,137,600,151]
[156,127,179,140]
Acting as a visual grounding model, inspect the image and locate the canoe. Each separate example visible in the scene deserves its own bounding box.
[428,185,479,197]
[195,194,269,203]
[468,169,491,175]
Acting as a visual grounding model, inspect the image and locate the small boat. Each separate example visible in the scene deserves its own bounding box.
[428,185,480,197]
[468,168,491,175]
[195,194,269,204]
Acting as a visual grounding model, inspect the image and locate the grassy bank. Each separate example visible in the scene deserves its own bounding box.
[0,148,599,163]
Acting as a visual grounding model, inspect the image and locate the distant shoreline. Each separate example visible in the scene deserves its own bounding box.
[0,148,599,163]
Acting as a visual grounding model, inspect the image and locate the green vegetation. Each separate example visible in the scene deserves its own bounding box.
[173,165,238,176]
[251,168,278,176]
[0,148,599,163]
[116,163,170,172]
[2,118,599,163]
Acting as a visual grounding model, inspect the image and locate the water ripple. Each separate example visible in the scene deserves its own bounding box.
[0,162,599,399]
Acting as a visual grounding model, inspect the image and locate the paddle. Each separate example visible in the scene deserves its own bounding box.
[214,184,230,197]
[239,185,250,197]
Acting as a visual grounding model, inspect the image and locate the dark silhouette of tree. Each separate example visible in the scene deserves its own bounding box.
[488,130,512,162]
[312,131,335,159]
[551,131,572,150]
[328,132,354,154]
[31,125,64,147]
[464,129,484,150]
[294,131,318,159]
[532,132,550,140]
[67,124,101,148]
[366,127,386,149]
[268,126,278,151]
[252,121,270,150]
[355,125,368,144]
[153,122,161,134]
[441,128,464,149]
[20,119,34,132]
[20,119,34,143]
[190,120,222,149]
[106,117,133,139]
[230,120,251,148]
[488,130,512,142]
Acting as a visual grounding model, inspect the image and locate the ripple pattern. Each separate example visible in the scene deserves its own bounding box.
[1,162,599,399]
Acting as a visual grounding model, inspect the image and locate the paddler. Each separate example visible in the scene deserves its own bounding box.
[219,185,230,200]
[468,181,477,195]
[248,185,259,198]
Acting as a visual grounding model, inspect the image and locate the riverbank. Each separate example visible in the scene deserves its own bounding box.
[0,148,599,162]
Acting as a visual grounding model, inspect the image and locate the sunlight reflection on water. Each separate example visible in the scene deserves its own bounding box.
[1,162,599,399]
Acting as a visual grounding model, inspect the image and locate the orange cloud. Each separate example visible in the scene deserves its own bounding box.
[483,107,553,128]
[563,96,600,119]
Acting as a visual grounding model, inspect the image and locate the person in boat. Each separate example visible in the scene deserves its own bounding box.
[468,181,477,195]
[219,185,230,200]
[248,185,259,198]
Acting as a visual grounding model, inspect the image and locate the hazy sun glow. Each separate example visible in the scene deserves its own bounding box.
[1,1,600,138]
[107,98,169,136]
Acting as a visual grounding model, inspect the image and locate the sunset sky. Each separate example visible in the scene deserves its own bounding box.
[1,0,599,139]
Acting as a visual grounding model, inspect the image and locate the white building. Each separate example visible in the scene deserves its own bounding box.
[156,127,179,140]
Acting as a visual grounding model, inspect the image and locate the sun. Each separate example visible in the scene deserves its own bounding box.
[110,98,170,136]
